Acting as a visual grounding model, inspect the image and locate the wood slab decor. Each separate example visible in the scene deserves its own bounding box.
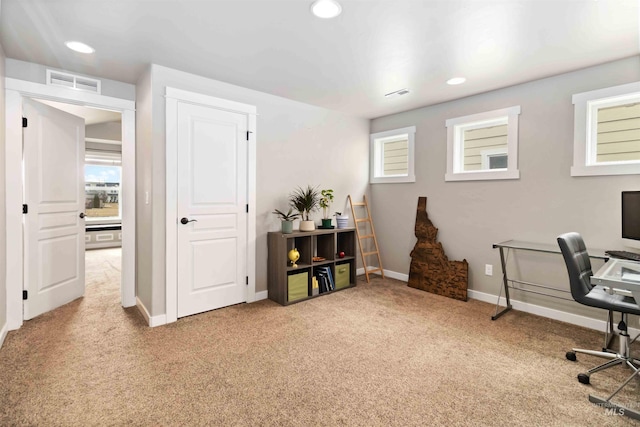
[408,197,468,301]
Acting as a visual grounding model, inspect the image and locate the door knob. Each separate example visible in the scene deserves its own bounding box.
[180,217,197,225]
[79,212,85,219]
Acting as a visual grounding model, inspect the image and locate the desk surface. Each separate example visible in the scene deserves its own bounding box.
[493,239,608,259]
[592,258,640,304]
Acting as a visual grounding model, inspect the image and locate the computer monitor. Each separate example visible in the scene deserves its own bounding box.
[622,191,640,250]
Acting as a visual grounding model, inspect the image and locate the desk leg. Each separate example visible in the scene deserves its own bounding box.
[492,246,512,320]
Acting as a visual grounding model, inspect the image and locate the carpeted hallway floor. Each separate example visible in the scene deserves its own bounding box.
[0,248,638,426]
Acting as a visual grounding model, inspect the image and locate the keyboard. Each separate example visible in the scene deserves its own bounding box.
[605,250,640,262]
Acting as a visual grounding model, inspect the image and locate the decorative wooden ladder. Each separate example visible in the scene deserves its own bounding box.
[348,195,384,283]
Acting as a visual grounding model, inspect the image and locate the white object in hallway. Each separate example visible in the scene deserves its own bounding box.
[23,99,86,319]
[176,102,248,317]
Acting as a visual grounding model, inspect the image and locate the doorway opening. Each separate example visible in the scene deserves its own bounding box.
[38,100,124,306]
[39,100,124,251]
[5,77,136,330]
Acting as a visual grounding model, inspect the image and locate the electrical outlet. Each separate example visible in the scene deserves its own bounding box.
[485,264,493,276]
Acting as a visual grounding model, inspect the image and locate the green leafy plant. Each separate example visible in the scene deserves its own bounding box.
[289,185,320,221]
[272,208,299,221]
[319,189,334,219]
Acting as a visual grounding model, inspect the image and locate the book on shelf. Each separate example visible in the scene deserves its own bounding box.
[315,266,335,291]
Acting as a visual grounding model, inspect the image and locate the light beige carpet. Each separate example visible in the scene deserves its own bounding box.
[0,248,638,426]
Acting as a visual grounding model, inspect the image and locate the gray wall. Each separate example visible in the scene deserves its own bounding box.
[5,58,135,101]
[136,64,369,317]
[0,34,7,337]
[369,56,640,320]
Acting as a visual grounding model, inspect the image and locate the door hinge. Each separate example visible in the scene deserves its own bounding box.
[246,276,249,285]
[23,290,28,300]
[22,117,28,128]
[246,130,253,141]
[22,204,28,214]
[246,204,249,213]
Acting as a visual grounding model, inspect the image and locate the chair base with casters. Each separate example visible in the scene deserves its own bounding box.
[565,314,640,420]
[578,309,617,355]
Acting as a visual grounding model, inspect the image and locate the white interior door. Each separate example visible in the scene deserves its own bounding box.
[23,98,85,320]
[176,102,248,318]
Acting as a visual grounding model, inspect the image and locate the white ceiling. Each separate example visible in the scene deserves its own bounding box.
[36,99,121,125]
[1,0,638,119]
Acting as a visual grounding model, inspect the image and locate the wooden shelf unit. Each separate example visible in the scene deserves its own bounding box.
[268,228,357,305]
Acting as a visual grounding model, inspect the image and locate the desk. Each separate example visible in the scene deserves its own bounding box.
[492,240,608,320]
[591,258,640,305]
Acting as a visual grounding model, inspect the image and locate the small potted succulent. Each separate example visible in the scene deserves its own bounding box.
[273,208,299,234]
[289,185,320,232]
[319,189,334,228]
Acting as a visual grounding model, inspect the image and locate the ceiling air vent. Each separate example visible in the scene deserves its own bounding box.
[46,70,101,94]
[384,88,410,98]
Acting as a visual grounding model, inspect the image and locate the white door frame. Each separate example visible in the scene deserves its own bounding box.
[5,77,136,330]
[165,87,256,324]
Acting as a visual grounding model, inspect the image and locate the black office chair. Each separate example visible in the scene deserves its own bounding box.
[558,232,640,418]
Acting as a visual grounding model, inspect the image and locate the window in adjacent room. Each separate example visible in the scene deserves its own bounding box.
[445,106,520,181]
[85,149,122,222]
[370,126,416,183]
[571,81,640,176]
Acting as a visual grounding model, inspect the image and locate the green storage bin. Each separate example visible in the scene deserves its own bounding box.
[288,271,308,302]
[335,264,350,289]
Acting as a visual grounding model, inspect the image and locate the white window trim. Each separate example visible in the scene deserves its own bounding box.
[370,126,416,184]
[445,106,520,182]
[571,81,640,177]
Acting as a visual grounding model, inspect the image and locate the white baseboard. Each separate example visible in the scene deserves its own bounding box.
[377,269,640,336]
[383,270,409,282]
[356,267,408,282]
[0,321,7,350]
[136,297,167,327]
[136,292,268,327]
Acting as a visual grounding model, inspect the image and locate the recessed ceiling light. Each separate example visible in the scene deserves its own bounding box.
[65,41,95,54]
[447,77,466,85]
[311,0,342,19]
[385,88,410,98]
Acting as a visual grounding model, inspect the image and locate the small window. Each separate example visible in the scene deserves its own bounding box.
[85,150,122,222]
[370,126,416,184]
[445,106,520,181]
[571,82,640,176]
[481,147,508,170]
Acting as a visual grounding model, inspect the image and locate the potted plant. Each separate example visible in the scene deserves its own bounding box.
[319,189,334,228]
[272,208,299,234]
[335,211,349,229]
[290,185,320,232]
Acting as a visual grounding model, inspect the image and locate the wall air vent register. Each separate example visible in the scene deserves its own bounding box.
[46,69,101,94]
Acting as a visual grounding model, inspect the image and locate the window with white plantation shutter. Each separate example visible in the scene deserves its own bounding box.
[572,81,640,176]
[370,126,416,184]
